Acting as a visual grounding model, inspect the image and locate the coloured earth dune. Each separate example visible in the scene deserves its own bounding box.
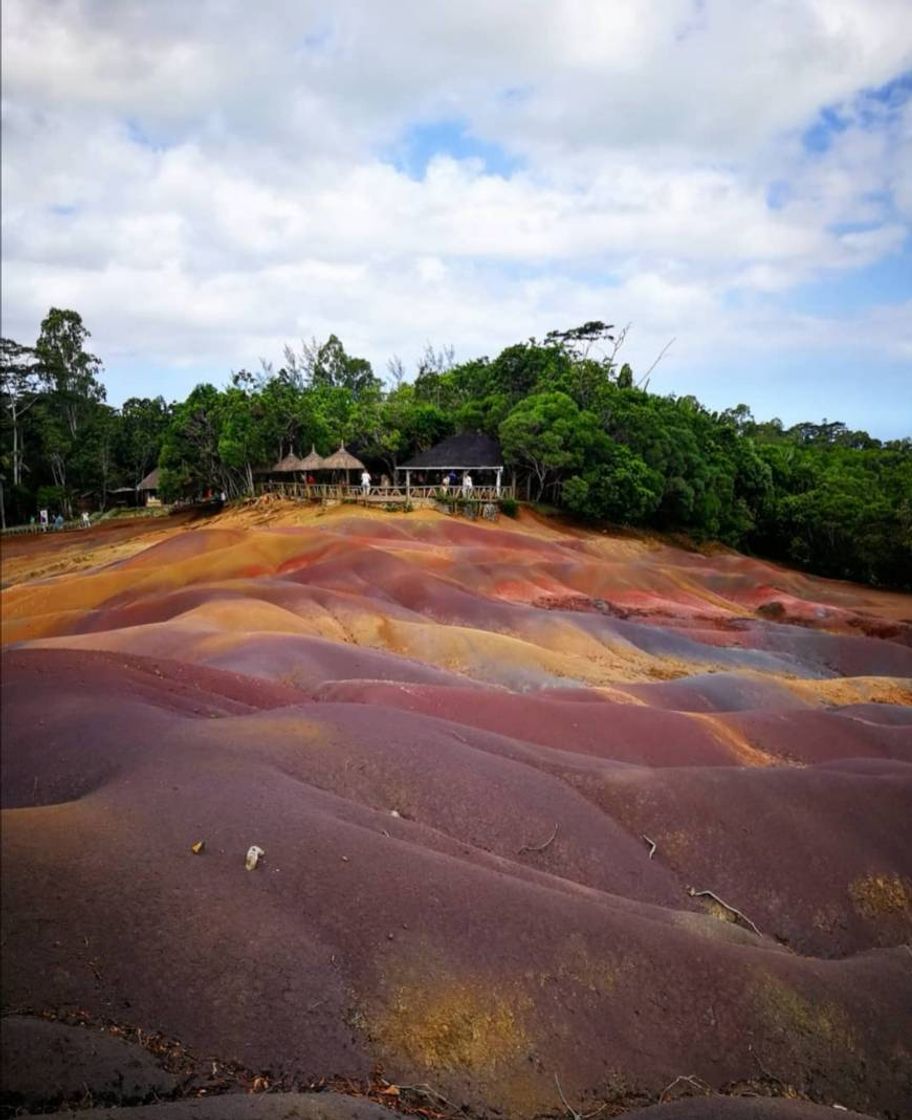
[1,502,911,1118]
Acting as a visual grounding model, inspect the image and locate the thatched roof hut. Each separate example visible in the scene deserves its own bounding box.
[299,446,326,472]
[322,444,365,471]
[271,452,308,474]
[137,467,161,492]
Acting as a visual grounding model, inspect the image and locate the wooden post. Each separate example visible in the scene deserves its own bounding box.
[405,470,411,501]
[495,468,502,497]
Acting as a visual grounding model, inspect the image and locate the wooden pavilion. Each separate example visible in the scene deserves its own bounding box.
[398,432,505,497]
[321,444,366,484]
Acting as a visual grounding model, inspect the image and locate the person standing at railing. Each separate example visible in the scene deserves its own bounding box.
[361,469,371,496]
[463,472,473,496]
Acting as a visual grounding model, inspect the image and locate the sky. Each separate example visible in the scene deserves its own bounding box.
[1,0,911,437]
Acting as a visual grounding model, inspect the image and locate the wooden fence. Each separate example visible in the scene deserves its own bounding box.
[256,482,513,504]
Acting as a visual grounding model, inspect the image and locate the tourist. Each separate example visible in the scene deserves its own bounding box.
[81,512,91,529]
[360,469,371,495]
[54,513,64,531]
[463,472,474,495]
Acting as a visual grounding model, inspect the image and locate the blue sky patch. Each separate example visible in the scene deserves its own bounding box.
[787,244,911,316]
[801,106,849,154]
[384,119,523,180]
[124,117,169,152]
[765,180,790,210]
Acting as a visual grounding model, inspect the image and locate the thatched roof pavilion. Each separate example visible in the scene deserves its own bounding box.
[299,446,326,472]
[322,445,365,472]
[271,452,308,474]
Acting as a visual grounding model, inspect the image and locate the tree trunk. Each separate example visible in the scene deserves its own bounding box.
[11,406,20,486]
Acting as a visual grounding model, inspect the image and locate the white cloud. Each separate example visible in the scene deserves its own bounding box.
[1,0,910,430]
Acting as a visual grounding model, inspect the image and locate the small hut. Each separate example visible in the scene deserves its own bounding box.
[137,467,161,506]
[321,444,365,486]
[270,452,308,476]
[298,446,326,482]
[398,432,505,495]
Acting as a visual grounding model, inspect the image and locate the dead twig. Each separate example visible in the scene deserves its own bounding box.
[642,834,657,859]
[659,1074,711,1103]
[637,338,675,390]
[687,887,762,937]
[518,822,559,855]
[554,1073,582,1120]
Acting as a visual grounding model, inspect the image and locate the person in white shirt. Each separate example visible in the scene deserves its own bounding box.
[360,470,371,495]
[463,472,473,495]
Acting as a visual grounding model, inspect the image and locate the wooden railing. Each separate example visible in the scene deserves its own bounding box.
[257,482,514,503]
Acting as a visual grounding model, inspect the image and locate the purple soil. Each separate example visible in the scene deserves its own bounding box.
[719,709,912,765]
[3,648,912,1118]
[3,516,912,1119]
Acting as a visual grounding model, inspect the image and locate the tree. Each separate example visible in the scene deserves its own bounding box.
[545,321,615,359]
[562,442,663,524]
[34,308,105,437]
[159,384,226,500]
[118,396,171,487]
[310,335,380,398]
[1,337,48,486]
[218,386,269,495]
[499,392,603,499]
